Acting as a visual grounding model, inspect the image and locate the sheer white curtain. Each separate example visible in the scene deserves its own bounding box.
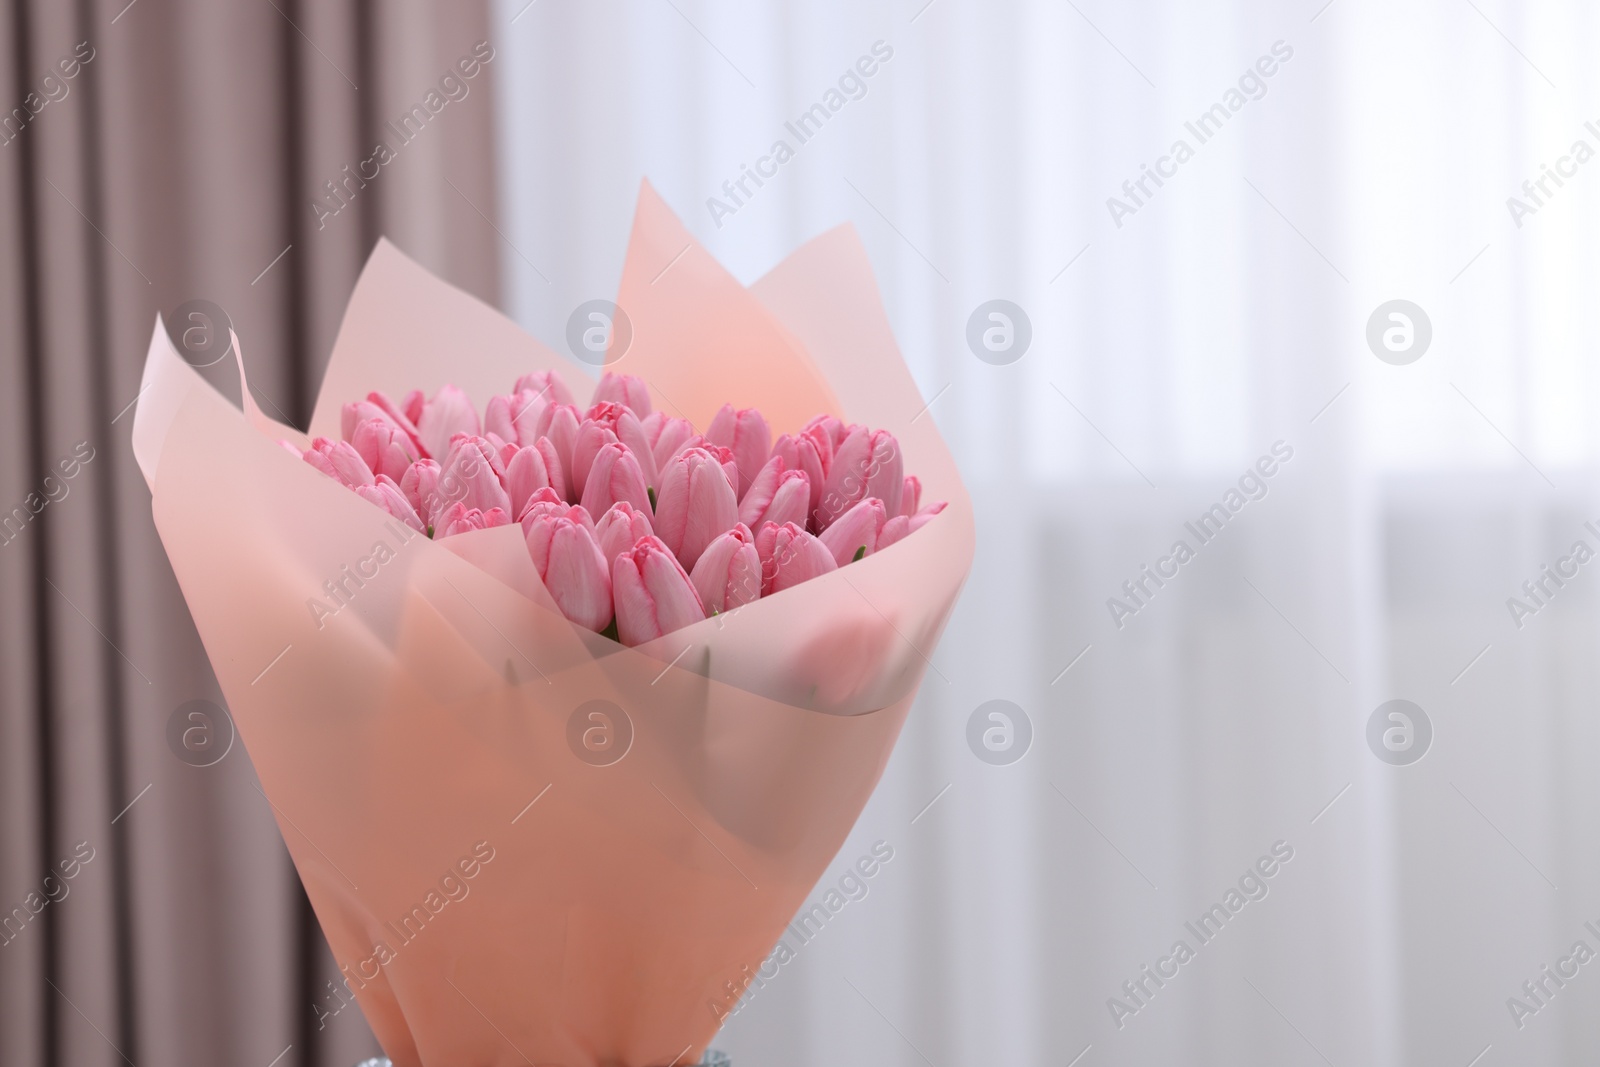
[493,1,1600,1063]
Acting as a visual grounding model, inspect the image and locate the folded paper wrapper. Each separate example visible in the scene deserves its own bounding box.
[132,183,973,1067]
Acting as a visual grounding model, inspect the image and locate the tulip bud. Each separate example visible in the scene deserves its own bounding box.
[518,488,598,536]
[580,441,652,518]
[505,439,567,520]
[435,502,511,538]
[771,432,829,517]
[569,421,618,501]
[690,523,762,615]
[706,403,772,498]
[802,414,847,452]
[877,514,910,551]
[342,392,422,455]
[594,501,655,563]
[654,446,739,572]
[416,385,481,459]
[817,497,888,566]
[303,437,375,489]
[738,456,810,531]
[524,507,613,632]
[816,426,903,530]
[898,475,921,519]
[613,535,705,645]
[909,501,946,532]
[679,440,740,499]
[437,435,512,518]
[513,370,577,408]
[580,401,658,490]
[534,403,582,499]
[400,459,443,529]
[397,389,426,426]
[740,455,782,520]
[878,497,944,550]
[641,411,696,470]
[354,475,425,532]
[755,521,837,596]
[592,372,653,416]
[484,388,550,449]
[349,417,420,482]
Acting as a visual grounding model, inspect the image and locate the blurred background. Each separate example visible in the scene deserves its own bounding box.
[5,0,1600,1064]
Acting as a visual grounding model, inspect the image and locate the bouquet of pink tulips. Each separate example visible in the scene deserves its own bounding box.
[132,184,971,1067]
[293,372,945,647]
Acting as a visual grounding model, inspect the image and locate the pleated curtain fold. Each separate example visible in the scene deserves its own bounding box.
[0,3,500,1064]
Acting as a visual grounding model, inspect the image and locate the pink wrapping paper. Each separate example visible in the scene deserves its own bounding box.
[132,183,973,1067]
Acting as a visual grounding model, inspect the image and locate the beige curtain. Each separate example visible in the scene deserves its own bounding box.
[0,1,500,1064]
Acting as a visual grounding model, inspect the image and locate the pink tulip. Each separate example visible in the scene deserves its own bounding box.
[396,389,426,426]
[898,475,921,519]
[818,497,888,566]
[762,471,812,530]
[342,392,423,454]
[816,426,903,530]
[873,501,944,551]
[435,502,511,538]
[403,460,441,521]
[579,401,658,490]
[580,441,652,518]
[353,475,425,532]
[533,403,582,498]
[641,411,696,470]
[513,370,576,408]
[594,501,655,563]
[612,535,705,645]
[738,455,781,525]
[690,523,762,615]
[437,435,512,517]
[910,501,946,531]
[519,488,599,543]
[771,432,829,516]
[416,385,481,459]
[484,388,550,449]
[523,506,613,632]
[706,403,772,498]
[400,459,443,528]
[738,456,810,531]
[755,521,837,595]
[877,514,910,551]
[654,446,739,571]
[349,417,420,482]
[592,372,653,416]
[505,439,566,519]
[803,414,847,452]
[568,421,618,501]
[679,440,740,498]
[303,437,375,489]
